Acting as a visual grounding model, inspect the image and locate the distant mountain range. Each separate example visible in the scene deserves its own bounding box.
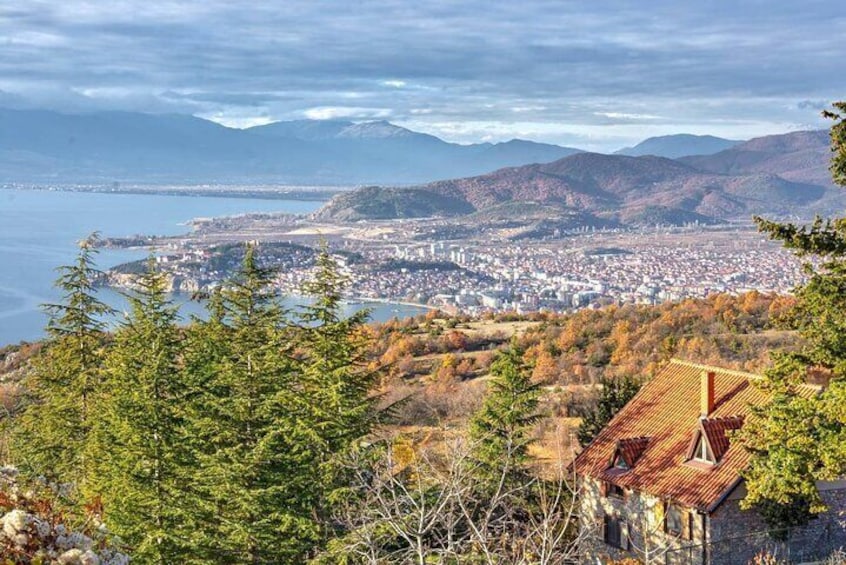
[3,107,834,226]
[317,130,841,226]
[615,134,741,159]
[0,108,762,186]
[680,130,832,186]
[0,108,584,185]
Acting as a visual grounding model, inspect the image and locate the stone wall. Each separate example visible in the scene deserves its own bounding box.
[578,477,705,565]
[578,477,846,564]
[708,484,846,565]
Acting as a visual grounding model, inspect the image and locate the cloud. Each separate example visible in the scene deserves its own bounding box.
[0,89,28,108]
[797,100,830,111]
[593,112,663,121]
[0,0,843,149]
[302,106,392,120]
[511,106,547,113]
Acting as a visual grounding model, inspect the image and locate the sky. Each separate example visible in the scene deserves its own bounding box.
[1,1,844,151]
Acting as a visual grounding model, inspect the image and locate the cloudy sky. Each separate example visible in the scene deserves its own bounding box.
[1,1,844,150]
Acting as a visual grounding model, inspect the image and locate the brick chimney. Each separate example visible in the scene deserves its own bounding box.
[701,371,715,417]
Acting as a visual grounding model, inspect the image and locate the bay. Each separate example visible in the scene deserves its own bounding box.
[0,189,425,346]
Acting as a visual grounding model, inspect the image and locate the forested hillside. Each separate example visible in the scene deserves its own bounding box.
[315,129,843,224]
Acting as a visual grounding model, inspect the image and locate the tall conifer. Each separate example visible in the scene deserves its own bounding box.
[13,235,113,488]
[298,249,377,515]
[468,343,541,485]
[89,260,190,563]
[186,244,318,563]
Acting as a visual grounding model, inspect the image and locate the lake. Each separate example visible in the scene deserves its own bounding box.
[0,188,426,346]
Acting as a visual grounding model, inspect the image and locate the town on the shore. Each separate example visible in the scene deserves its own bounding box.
[104,222,805,315]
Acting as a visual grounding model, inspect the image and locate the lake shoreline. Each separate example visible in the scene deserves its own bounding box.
[0,189,425,346]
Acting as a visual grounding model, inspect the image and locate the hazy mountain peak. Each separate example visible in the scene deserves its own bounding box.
[495,138,562,148]
[249,118,424,141]
[336,120,416,139]
[734,129,829,152]
[246,119,353,140]
[0,107,585,184]
[679,128,833,186]
[547,151,696,175]
[616,133,741,159]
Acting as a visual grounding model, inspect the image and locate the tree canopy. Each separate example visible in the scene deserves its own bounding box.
[6,244,379,564]
[576,375,641,447]
[740,101,846,533]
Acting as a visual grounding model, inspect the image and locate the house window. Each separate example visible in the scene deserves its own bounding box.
[604,514,629,549]
[693,435,715,464]
[664,503,693,540]
[607,482,626,499]
[665,504,684,537]
[613,454,629,470]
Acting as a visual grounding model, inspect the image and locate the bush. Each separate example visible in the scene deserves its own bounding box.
[748,551,787,565]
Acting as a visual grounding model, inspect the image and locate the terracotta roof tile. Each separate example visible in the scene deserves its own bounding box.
[573,359,818,512]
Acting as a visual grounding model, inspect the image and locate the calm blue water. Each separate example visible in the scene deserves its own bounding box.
[0,189,424,345]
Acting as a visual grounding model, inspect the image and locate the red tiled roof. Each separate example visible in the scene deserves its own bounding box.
[573,359,818,512]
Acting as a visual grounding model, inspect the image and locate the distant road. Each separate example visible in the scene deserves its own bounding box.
[347,296,436,311]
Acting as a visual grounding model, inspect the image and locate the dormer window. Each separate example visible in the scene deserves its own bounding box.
[608,436,650,472]
[687,416,744,465]
[693,434,715,464]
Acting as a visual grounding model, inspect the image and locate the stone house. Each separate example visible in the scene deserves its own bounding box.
[573,360,846,564]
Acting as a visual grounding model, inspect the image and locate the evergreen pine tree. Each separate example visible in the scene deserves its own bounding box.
[468,343,541,484]
[185,244,319,564]
[298,249,377,518]
[576,375,641,446]
[12,235,113,488]
[178,286,233,562]
[739,101,846,532]
[89,260,191,563]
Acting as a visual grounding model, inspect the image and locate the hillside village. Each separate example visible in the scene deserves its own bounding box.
[91,127,836,325]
